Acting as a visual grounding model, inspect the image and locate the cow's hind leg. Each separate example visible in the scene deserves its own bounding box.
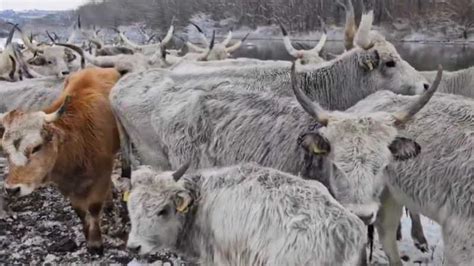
[409,211,428,252]
[376,188,403,266]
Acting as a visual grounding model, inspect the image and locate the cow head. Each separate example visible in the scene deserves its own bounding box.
[280,19,327,65]
[0,96,70,197]
[354,11,429,95]
[293,63,442,224]
[126,162,192,255]
[14,25,82,78]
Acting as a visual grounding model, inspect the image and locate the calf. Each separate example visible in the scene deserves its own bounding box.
[126,163,367,265]
[1,67,128,254]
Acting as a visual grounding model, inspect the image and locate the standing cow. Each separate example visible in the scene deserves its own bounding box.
[347,88,473,265]
[1,67,130,254]
[126,163,367,266]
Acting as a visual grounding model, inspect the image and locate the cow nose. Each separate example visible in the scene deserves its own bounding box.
[127,244,141,253]
[423,83,430,91]
[357,212,376,225]
[61,71,70,76]
[5,187,20,196]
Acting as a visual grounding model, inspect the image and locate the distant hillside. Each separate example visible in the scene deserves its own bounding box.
[0,9,74,37]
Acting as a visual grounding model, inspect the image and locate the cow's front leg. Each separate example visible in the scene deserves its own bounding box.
[71,199,89,241]
[409,211,428,252]
[87,201,104,255]
[376,188,403,266]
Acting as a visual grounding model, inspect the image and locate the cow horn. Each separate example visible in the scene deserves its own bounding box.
[337,0,357,51]
[8,55,16,81]
[44,95,71,123]
[5,24,16,46]
[46,31,56,43]
[54,43,86,69]
[355,10,374,50]
[290,62,329,125]
[161,24,174,46]
[190,22,204,33]
[394,65,443,126]
[280,23,300,58]
[221,31,233,46]
[11,24,44,53]
[172,161,191,182]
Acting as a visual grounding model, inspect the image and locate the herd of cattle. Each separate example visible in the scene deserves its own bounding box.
[0,0,472,265]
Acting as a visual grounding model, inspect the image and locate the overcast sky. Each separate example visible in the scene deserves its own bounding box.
[0,0,87,11]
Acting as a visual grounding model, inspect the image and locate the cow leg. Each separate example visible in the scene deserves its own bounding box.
[71,200,89,241]
[86,201,104,255]
[376,188,403,266]
[408,211,428,252]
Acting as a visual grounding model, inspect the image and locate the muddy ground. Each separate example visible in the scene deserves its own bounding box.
[0,157,188,265]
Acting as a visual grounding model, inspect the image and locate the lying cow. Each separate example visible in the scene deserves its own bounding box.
[126,163,367,265]
[1,67,130,254]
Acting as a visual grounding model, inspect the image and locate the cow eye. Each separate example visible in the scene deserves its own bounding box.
[157,208,169,216]
[32,144,42,154]
[47,61,53,65]
[385,60,396,68]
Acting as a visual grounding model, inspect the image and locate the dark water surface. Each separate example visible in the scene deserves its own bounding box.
[233,40,474,71]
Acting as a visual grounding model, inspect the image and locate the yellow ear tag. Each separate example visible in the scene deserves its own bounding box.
[176,205,189,214]
[367,61,374,71]
[311,144,327,155]
[123,191,130,202]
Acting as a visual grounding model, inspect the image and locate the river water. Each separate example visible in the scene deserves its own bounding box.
[2,37,473,71]
[234,40,474,71]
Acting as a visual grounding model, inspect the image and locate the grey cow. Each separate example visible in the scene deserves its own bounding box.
[347,89,473,265]
[167,11,429,111]
[422,66,474,98]
[126,163,367,265]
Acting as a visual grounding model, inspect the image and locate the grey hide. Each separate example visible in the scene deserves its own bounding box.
[0,77,64,112]
[422,66,474,98]
[169,44,429,111]
[111,68,322,171]
[127,163,367,265]
[348,91,474,266]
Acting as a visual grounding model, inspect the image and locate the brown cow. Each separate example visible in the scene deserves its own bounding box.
[1,67,128,254]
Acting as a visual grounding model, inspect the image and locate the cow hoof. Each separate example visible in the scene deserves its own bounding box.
[414,241,429,253]
[87,244,104,256]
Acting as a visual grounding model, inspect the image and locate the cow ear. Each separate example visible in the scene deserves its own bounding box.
[173,191,192,214]
[389,137,421,161]
[298,132,331,156]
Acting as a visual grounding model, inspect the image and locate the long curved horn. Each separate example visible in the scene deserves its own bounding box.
[11,43,38,79]
[221,31,233,46]
[290,62,329,125]
[11,24,43,53]
[355,10,374,50]
[172,161,191,181]
[46,31,56,43]
[44,95,71,123]
[119,31,141,50]
[310,18,327,54]
[5,24,16,46]
[280,23,300,58]
[190,22,209,47]
[54,43,86,69]
[160,24,174,46]
[393,65,443,126]
[198,30,215,61]
[225,33,249,54]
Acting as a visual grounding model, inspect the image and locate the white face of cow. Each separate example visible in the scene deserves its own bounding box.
[354,11,429,95]
[27,47,78,78]
[127,166,192,255]
[299,112,420,224]
[293,62,442,224]
[1,110,64,197]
